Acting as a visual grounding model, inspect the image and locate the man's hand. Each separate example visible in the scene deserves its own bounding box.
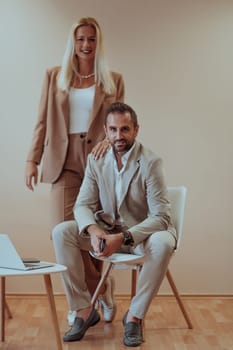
[87,225,124,258]
[87,224,107,255]
[98,233,124,258]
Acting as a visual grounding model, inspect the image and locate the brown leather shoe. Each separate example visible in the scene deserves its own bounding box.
[122,311,144,347]
[63,308,100,342]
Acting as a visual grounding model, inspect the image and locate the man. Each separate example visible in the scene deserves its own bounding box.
[52,102,176,346]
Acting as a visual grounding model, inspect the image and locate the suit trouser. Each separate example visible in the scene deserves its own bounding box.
[52,220,176,319]
[50,170,102,295]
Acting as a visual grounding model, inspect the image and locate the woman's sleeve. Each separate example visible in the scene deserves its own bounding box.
[26,69,50,164]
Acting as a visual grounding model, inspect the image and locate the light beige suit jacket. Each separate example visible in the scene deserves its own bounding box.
[26,66,124,183]
[74,141,176,246]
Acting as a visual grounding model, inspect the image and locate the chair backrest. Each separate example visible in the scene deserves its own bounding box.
[167,186,187,249]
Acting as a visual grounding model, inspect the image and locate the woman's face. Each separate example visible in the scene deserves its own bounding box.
[75,25,97,63]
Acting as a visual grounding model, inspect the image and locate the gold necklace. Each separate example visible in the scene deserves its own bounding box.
[77,72,95,79]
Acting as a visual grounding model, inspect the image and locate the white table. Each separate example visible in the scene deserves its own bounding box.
[0,263,66,350]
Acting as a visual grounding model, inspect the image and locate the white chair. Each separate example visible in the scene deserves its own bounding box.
[91,186,193,329]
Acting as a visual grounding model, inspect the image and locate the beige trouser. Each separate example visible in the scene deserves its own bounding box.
[52,220,176,319]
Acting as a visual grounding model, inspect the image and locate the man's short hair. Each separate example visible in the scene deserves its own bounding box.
[105,102,138,127]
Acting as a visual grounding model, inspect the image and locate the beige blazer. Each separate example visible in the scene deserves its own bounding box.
[74,141,176,246]
[26,66,124,183]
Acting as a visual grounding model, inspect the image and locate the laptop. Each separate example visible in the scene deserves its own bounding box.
[0,233,54,270]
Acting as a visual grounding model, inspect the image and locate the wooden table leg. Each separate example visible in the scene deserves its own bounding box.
[1,276,5,342]
[5,301,12,319]
[43,274,63,350]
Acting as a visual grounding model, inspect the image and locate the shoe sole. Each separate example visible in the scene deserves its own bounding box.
[123,338,143,347]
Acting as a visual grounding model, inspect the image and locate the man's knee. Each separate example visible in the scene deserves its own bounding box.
[147,230,176,256]
[52,220,78,242]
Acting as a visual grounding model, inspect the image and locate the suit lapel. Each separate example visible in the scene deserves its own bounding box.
[118,143,141,208]
[119,160,140,208]
[89,84,105,126]
[56,90,70,131]
[102,152,116,214]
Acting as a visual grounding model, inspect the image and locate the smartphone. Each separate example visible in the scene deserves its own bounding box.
[99,238,106,252]
[22,258,40,263]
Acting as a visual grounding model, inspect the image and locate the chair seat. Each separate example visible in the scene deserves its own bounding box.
[90,252,145,265]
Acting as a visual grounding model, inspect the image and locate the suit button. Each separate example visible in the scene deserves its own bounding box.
[80,134,85,138]
[87,139,92,144]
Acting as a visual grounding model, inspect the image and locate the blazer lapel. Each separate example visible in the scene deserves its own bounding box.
[56,90,70,132]
[102,152,116,215]
[118,143,141,208]
[89,84,105,127]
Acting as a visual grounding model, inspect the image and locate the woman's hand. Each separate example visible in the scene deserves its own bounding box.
[25,161,38,191]
[91,139,110,160]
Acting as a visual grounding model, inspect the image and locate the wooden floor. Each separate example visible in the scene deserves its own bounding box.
[1,295,233,350]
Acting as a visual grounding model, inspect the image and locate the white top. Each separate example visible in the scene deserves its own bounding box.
[69,85,95,134]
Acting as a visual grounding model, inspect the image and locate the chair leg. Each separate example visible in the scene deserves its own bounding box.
[166,269,193,329]
[131,269,137,298]
[1,276,6,342]
[131,265,141,299]
[91,262,113,307]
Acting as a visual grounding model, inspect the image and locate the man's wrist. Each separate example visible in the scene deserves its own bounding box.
[121,230,134,246]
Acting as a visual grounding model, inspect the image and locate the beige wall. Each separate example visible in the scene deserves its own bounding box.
[0,0,232,295]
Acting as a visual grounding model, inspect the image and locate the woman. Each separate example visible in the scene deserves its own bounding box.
[25,17,124,324]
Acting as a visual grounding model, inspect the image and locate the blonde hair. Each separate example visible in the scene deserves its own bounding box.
[57,17,115,94]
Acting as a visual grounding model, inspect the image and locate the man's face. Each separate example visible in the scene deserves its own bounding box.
[104,112,139,154]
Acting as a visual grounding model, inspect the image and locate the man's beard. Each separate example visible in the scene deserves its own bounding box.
[113,139,132,153]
